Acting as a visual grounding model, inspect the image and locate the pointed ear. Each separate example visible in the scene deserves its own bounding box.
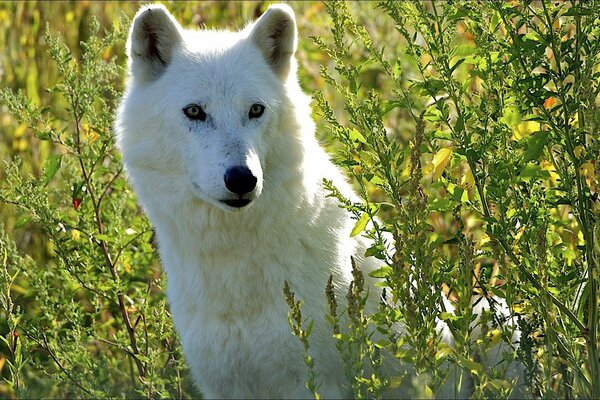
[127,5,183,83]
[249,4,297,79]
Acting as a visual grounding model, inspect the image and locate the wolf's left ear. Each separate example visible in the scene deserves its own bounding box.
[249,4,298,79]
[128,5,183,83]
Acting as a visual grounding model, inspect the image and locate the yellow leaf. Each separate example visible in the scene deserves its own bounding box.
[461,167,475,188]
[540,160,559,185]
[12,138,28,152]
[350,213,370,237]
[486,329,502,347]
[580,160,597,187]
[71,229,81,241]
[513,305,524,313]
[422,162,433,177]
[423,385,434,398]
[543,96,557,109]
[15,123,27,138]
[430,147,453,180]
[401,160,412,180]
[388,376,404,389]
[512,121,540,140]
[478,232,491,248]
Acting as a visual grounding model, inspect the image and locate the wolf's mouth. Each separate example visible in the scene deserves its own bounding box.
[220,199,251,208]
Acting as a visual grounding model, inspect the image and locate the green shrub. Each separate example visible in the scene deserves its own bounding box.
[0,17,194,398]
[294,0,599,398]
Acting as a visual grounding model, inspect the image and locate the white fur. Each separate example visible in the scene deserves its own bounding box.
[117,4,373,398]
[116,4,524,399]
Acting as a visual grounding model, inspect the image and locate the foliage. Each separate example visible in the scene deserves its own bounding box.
[303,0,600,398]
[0,14,195,398]
[1,1,598,399]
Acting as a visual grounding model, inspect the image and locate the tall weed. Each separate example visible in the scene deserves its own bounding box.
[0,17,193,398]
[304,0,600,398]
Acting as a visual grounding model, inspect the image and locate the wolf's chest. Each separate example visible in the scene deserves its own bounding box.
[169,267,305,395]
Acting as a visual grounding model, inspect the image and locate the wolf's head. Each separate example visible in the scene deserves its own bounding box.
[117,4,303,214]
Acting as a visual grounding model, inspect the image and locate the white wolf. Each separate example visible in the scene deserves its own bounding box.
[116,4,523,399]
[117,4,375,398]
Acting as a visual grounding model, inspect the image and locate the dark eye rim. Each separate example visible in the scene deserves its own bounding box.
[249,103,265,119]
[183,104,207,121]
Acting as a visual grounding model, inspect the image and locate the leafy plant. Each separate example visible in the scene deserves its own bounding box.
[0,16,193,398]
[296,0,600,398]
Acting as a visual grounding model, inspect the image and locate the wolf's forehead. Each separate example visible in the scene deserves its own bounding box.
[176,56,273,95]
[173,34,280,100]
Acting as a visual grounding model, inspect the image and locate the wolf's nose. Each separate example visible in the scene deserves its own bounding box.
[224,166,257,196]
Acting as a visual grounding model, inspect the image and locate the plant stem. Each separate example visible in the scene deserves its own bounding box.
[68,87,146,381]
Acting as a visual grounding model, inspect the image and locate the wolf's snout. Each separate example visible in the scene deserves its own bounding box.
[224,166,257,196]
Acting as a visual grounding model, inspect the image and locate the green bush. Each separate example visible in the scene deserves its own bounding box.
[0,15,194,398]
[295,0,599,398]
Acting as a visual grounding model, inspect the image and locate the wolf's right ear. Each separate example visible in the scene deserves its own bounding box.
[128,5,183,83]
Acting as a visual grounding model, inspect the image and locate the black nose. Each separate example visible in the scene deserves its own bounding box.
[224,166,257,196]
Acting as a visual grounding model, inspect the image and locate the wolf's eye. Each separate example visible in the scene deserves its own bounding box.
[183,104,207,121]
[249,104,265,119]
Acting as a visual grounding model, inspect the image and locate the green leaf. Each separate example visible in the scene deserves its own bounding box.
[519,163,550,182]
[368,266,393,278]
[457,355,483,376]
[367,174,384,185]
[432,130,452,140]
[94,234,114,243]
[522,131,549,163]
[447,7,469,21]
[305,320,314,337]
[14,214,31,229]
[349,128,367,144]
[563,6,591,16]
[381,100,405,116]
[429,197,456,212]
[439,312,460,321]
[365,243,386,259]
[42,154,62,187]
[350,212,370,237]
[500,105,521,127]
[435,343,454,361]
[449,58,465,74]
[451,44,477,58]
